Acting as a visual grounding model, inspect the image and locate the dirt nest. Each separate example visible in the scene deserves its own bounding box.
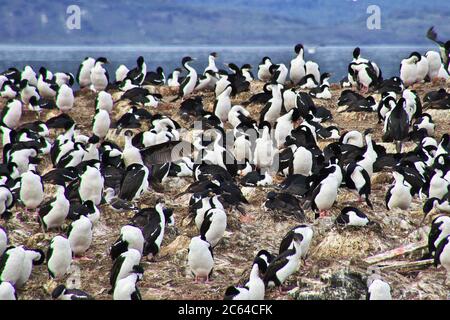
[1,78,450,300]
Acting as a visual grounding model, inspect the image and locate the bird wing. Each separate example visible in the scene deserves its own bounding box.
[118,166,146,201]
[140,140,194,165]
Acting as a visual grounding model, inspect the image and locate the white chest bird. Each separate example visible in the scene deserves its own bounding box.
[92,109,111,139]
[16,248,45,288]
[258,57,273,82]
[254,122,277,171]
[213,85,232,123]
[0,246,26,285]
[21,65,38,86]
[68,215,93,257]
[56,84,74,113]
[77,57,96,88]
[187,235,214,283]
[113,273,143,300]
[79,163,104,205]
[47,235,72,279]
[290,44,306,85]
[386,171,413,210]
[20,169,44,212]
[400,52,421,87]
[274,108,301,149]
[115,64,130,83]
[1,99,22,129]
[90,57,109,92]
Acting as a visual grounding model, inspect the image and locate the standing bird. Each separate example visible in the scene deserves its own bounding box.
[264,233,303,290]
[19,169,44,215]
[173,57,197,101]
[279,225,313,261]
[56,84,74,113]
[67,215,93,257]
[113,272,143,300]
[92,108,111,140]
[382,98,410,153]
[109,248,142,292]
[110,225,145,261]
[187,235,214,283]
[1,99,22,129]
[213,85,232,123]
[200,208,227,248]
[96,91,113,113]
[400,52,421,87]
[47,235,72,279]
[434,235,450,286]
[126,56,147,85]
[258,57,273,82]
[76,57,96,88]
[290,44,306,85]
[90,57,109,92]
[38,183,70,231]
[0,246,25,285]
[385,170,413,210]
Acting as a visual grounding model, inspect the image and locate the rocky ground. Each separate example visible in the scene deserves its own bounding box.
[1,78,450,300]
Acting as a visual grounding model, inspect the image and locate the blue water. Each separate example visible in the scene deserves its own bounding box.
[0,45,436,85]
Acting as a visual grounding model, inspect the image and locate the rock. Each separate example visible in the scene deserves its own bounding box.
[294,270,367,300]
[159,235,191,258]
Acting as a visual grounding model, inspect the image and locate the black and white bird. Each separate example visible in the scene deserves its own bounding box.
[290,44,306,85]
[47,235,72,279]
[113,272,143,300]
[110,225,145,261]
[38,183,70,231]
[90,57,109,92]
[0,246,26,286]
[16,247,45,288]
[1,99,22,129]
[200,208,227,248]
[56,84,74,113]
[51,285,93,300]
[96,91,113,113]
[67,215,93,257]
[278,225,313,261]
[118,163,149,201]
[425,215,450,258]
[76,57,96,88]
[344,162,373,208]
[173,57,197,101]
[382,98,410,153]
[263,233,303,289]
[109,248,142,292]
[19,169,44,214]
[385,170,413,210]
[187,235,214,283]
[140,202,170,261]
[126,56,147,85]
[257,57,273,82]
[434,234,450,286]
[335,207,370,227]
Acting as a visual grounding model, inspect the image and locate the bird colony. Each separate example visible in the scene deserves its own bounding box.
[0,27,450,300]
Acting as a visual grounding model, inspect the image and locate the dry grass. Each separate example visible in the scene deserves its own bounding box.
[1,78,450,300]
